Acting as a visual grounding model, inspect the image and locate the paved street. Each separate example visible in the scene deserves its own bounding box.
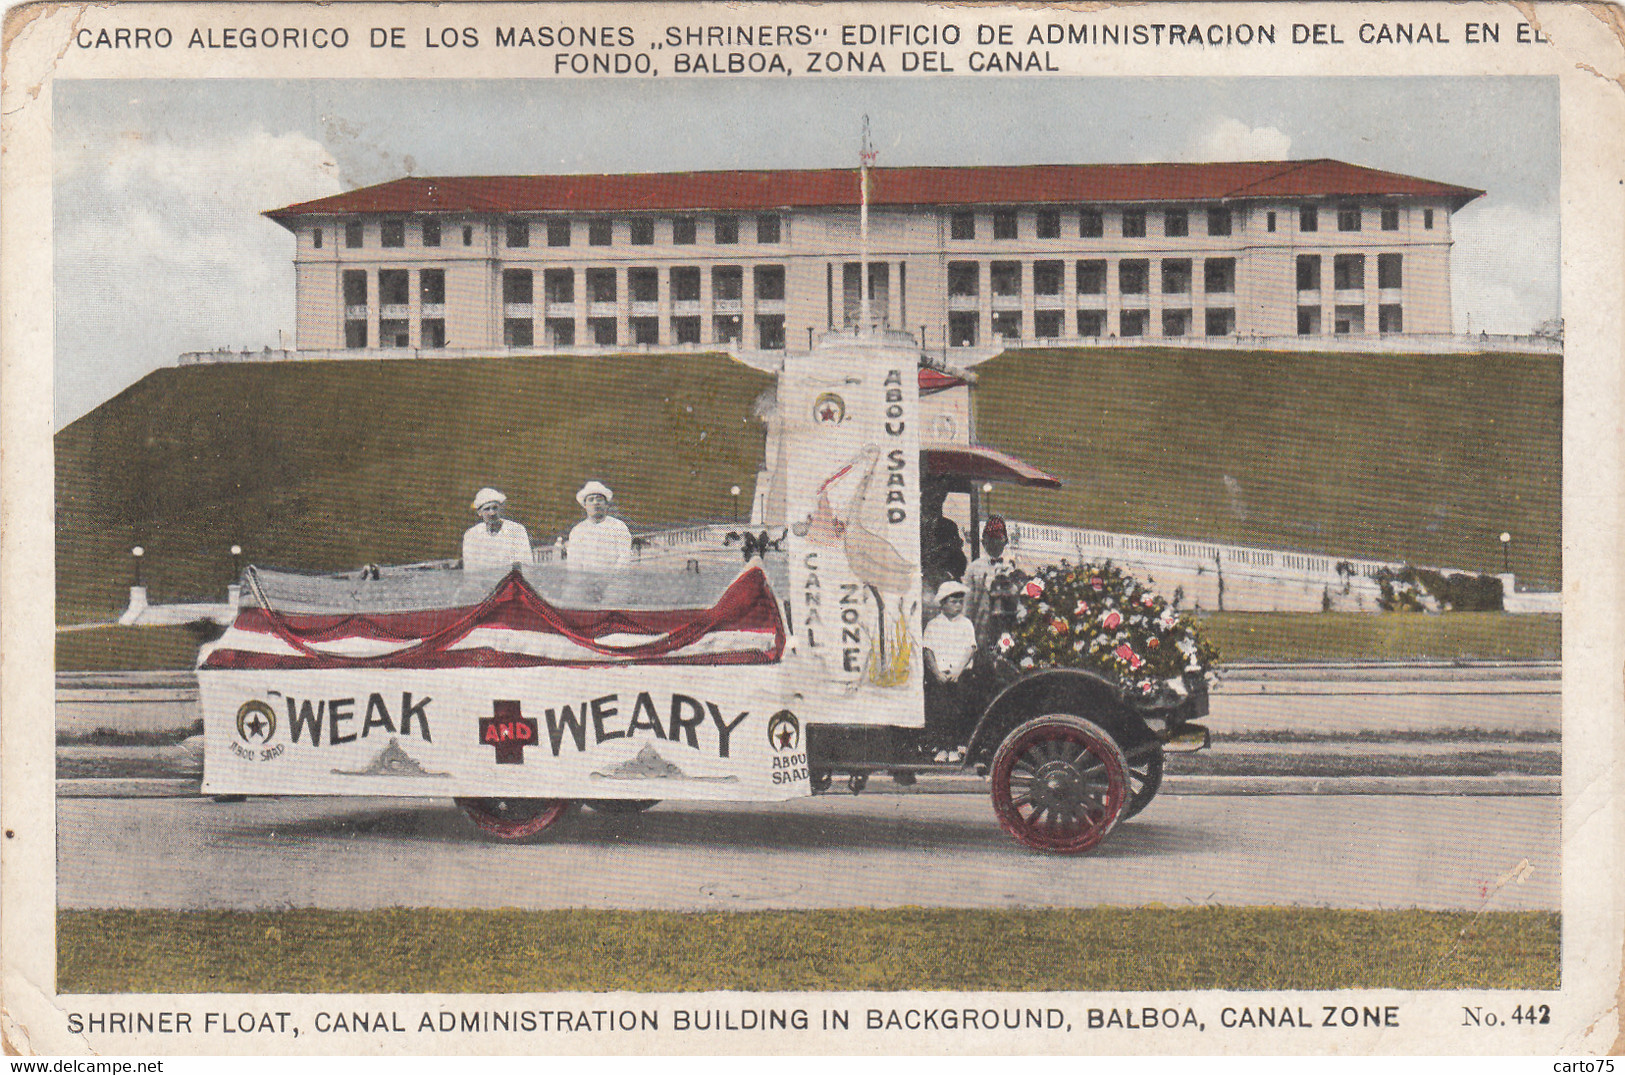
[57,791,1559,913]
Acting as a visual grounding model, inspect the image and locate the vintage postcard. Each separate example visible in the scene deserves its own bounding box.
[2,0,1621,1059]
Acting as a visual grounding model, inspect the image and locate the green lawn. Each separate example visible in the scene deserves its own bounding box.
[56,625,207,671]
[55,347,1560,624]
[1202,611,1560,663]
[59,907,1558,994]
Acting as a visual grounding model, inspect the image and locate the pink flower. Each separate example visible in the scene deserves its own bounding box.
[1074,600,1090,615]
[1050,617,1069,634]
[1141,595,1156,608]
[1101,610,1122,630]
[1147,637,1160,649]
[997,632,1015,652]
[1089,577,1104,591]
[1023,578,1045,598]
[1114,643,1144,670]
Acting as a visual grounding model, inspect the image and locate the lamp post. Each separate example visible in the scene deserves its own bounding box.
[730,485,742,524]
[230,544,243,580]
[1499,532,1512,574]
[131,545,145,587]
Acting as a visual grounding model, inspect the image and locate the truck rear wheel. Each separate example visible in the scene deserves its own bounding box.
[990,715,1128,853]
[456,797,571,841]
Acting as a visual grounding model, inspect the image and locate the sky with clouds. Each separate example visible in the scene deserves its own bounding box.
[54,76,1559,428]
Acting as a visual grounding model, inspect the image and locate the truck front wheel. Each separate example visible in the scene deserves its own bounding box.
[989,715,1128,853]
[456,797,572,841]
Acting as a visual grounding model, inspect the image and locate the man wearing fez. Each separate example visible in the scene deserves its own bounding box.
[566,480,632,572]
[964,514,1019,644]
[461,487,533,571]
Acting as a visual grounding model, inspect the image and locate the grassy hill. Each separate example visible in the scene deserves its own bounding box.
[56,353,773,621]
[55,346,1560,623]
[973,347,1561,588]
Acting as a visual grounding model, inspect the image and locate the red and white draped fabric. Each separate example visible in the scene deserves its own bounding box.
[201,565,786,671]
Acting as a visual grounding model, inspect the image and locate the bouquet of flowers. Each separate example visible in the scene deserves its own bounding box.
[995,560,1220,701]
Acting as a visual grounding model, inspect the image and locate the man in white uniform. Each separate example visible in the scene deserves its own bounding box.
[566,480,632,572]
[461,487,533,571]
[922,580,981,758]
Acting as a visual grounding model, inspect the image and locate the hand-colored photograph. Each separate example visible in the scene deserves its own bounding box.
[52,72,1561,1000]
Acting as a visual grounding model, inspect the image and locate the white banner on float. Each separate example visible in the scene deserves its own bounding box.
[199,666,810,800]
[781,338,926,728]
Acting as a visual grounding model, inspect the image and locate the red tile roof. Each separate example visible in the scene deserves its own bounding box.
[267,159,1482,224]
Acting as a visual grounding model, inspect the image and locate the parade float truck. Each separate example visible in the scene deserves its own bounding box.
[200,333,1212,853]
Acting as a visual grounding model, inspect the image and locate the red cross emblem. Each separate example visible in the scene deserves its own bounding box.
[479,700,538,765]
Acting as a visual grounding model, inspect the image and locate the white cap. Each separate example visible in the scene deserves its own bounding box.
[471,487,506,511]
[936,580,968,601]
[576,481,613,507]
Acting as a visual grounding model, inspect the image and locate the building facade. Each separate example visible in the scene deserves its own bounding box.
[266,160,1481,355]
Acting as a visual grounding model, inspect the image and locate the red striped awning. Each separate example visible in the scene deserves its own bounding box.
[923,446,1062,488]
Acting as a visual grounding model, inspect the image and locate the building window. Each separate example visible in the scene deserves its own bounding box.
[421,218,440,247]
[1076,259,1106,295]
[1077,310,1106,337]
[1121,209,1146,238]
[1381,206,1400,231]
[1207,207,1232,236]
[629,219,654,246]
[992,311,1021,340]
[1036,210,1060,239]
[502,269,533,305]
[420,269,445,305]
[312,228,323,249]
[1119,259,1149,295]
[1034,310,1064,339]
[1337,204,1362,232]
[1424,208,1435,229]
[1164,209,1188,238]
[1334,305,1365,335]
[629,268,659,304]
[673,216,697,245]
[547,219,572,247]
[588,218,612,246]
[1079,208,1103,238]
[947,261,979,297]
[1033,261,1063,296]
[343,269,368,308]
[1266,211,1276,233]
[379,270,409,308]
[673,317,701,344]
[757,315,786,350]
[586,268,617,304]
[546,319,575,347]
[1204,258,1236,294]
[505,219,529,248]
[756,215,781,244]
[1205,308,1235,336]
[754,265,786,301]
[1120,309,1148,337]
[671,267,701,302]
[1161,259,1191,295]
[1297,306,1321,336]
[1300,206,1318,233]
[948,312,979,347]
[379,319,410,348]
[950,211,976,240]
[345,221,364,248]
[421,319,446,348]
[1333,254,1365,291]
[712,266,743,302]
[1379,304,1404,334]
[713,314,742,345]
[990,261,1021,298]
[590,318,617,346]
[993,210,1018,240]
[381,220,405,248]
[1378,253,1403,289]
[1162,309,1191,337]
[1296,254,1321,292]
[345,321,368,349]
[714,216,739,244]
[632,317,660,346]
[544,269,574,304]
[462,225,473,246]
[504,319,533,347]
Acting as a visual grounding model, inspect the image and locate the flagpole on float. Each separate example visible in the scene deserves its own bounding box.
[859,115,877,336]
